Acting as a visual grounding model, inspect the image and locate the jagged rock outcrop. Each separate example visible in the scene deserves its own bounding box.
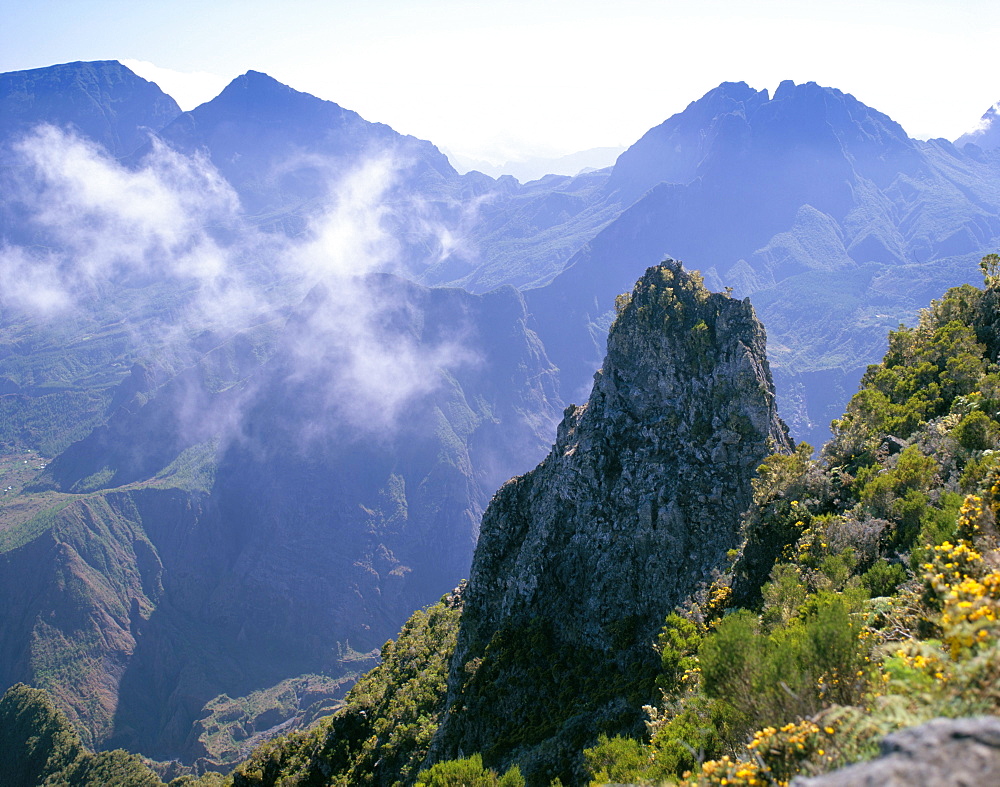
[792,717,1000,786]
[431,261,791,784]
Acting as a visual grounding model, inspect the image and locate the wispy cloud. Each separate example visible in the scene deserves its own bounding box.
[964,102,1000,139]
[291,155,399,279]
[0,244,72,313]
[2,125,241,313]
[1,124,483,441]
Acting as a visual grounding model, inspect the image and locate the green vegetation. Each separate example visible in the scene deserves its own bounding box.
[0,389,112,456]
[443,612,658,784]
[0,496,71,553]
[232,592,462,786]
[0,683,163,786]
[0,302,141,454]
[193,675,354,770]
[416,754,524,787]
[12,260,1000,786]
[571,259,1000,785]
[153,441,219,494]
[980,252,999,288]
[1,587,458,787]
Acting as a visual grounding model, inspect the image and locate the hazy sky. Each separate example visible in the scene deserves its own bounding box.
[3,0,999,164]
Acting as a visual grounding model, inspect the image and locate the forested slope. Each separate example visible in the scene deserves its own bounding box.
[215,257,1000,786]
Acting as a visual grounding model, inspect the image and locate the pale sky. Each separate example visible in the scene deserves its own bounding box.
[3,0,999,164]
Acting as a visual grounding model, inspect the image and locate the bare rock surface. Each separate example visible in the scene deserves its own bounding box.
[793,717,1000,787]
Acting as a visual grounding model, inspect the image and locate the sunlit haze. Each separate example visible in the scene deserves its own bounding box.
[3,0,999,166]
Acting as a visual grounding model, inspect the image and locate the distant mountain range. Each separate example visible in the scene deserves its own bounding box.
[2,58,1000,769]
[529,80,1000,444]
[446,146,625,183]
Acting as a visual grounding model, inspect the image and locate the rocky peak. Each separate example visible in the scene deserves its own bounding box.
[608,79,916,208]
[607,81,770,201]
[0,60,181,157]
[759,79,914,164]
[431,260,790,782]
[202,69,360,125]
[153,68,456,213]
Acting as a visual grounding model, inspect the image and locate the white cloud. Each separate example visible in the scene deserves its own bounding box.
[292,155,399,280]
[3,124,249,329]
[285,274,479,436]
[2,124,482,438]
[0,244,72,314]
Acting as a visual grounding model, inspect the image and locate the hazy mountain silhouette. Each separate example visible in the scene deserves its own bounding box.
[152,70,458,215]
[528,80,1000,445]
[0,60,180,157]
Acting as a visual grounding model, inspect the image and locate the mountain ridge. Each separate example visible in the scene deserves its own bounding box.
[0,59,181,157]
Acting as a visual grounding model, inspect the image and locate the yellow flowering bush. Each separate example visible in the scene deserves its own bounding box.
[681,720,842,786]
[923,540,985,603]
[682,754,764,786]
[916,535,1000,659]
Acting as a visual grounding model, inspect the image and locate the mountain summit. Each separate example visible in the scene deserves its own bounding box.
[0,60,180,156]
[531,79,998,448]
[154,69,457,213]
[432,261,790,783]
[955,100,1000,151]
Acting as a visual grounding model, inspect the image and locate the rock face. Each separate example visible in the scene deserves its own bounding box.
[432,261,791,783]
[0,60,181,157]
[792,717,1000,786]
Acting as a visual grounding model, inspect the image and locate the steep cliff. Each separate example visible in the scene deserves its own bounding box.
[432,261,790,783]
[0,274,559,767]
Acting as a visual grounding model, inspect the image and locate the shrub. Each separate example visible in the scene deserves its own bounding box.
[656,614,702,694]
[416,754,524,787]
[953,410,999,452]
[861,559,907,597]
[583,735,650,785]
[700,596,869,730]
